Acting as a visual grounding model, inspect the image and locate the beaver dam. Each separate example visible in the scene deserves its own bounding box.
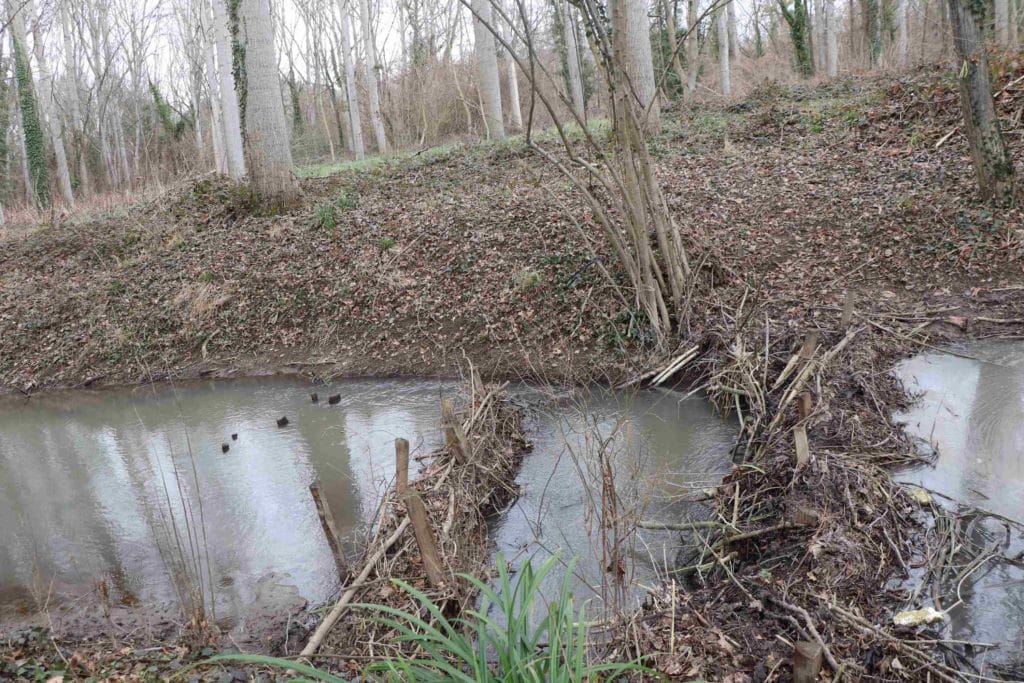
[0,376,735,648]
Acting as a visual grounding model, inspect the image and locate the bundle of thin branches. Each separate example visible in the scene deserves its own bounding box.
[301,381,529,663]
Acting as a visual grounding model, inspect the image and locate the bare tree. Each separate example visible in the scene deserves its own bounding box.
[947,0,1016,203]
[358,0,387,152]
[556,0,585,117]
[231,0,299,204]
[471,0,504,138]
[338,0,364,158]
[717,3,731,95]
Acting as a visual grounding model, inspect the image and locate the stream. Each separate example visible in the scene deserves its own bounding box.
[896,340,1024,671]
[0,377,734,637]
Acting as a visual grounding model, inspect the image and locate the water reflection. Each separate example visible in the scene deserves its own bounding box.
[896,341,1024,668]
[491,387,735,616]
[0,377,452,616]
[0,378,735,630]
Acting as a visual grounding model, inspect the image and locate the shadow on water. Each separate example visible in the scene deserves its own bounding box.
[895,340,1024,672]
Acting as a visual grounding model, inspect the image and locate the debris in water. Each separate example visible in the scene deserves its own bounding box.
[277,416,289,427]
[327,394,341,405]
[231,433,238,440]
[222,443,230,453]
[908,488,932,505]
[893,607,945,626]
[311,393,319,402]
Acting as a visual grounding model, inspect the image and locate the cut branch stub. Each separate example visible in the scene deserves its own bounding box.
[441,399,469,464]
[395,437,409,497]
[309,480,348,579]
[405,491,446,588]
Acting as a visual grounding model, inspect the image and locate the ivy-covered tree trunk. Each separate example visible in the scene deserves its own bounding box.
[27,0,73,205]
[554,0,586,117]
[947,0,1016,203]
[779,0,815,76]
[8,0,50,208]
[213,0,247,180]
[862,0,881,66]
[230,0,300,206]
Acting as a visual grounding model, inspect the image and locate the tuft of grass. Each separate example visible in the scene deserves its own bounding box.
[336,189,358,210]
[378,237,397,253]
[316,203,337,230]
[203,553,648,681]
[515,269,543,290]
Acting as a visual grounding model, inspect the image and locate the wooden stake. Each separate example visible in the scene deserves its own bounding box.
[405,492,445,588]
[309,480,348,578]
[840,291,855,328]
[794,424,811,468]
[792,640,823,683]
[798,391,813,419]
[395,438,409,496]
[441,399,468,464]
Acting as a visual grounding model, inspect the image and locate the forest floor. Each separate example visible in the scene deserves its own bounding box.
[2,59,1024,681]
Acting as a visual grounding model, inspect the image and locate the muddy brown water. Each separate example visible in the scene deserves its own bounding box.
[896,341,1024,671]
[0,377,735,635]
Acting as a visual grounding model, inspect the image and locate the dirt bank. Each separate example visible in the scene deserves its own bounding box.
[2,62,1024,680]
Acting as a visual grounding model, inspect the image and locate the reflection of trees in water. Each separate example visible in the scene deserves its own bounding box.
[966,358,1024,512]
[956,355,1024,657]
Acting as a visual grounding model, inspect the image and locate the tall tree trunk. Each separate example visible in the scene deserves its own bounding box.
[231,0,299,205]
[825,0,839,76]
[685,0,700,96]
[864,0,881,66]
[7,0,49,208]
[212,0,246,179]
[503,1,524,130]
[559,0,586,117]
[728,0,738,57]
[357,0,387,152]
[59,0,90,196]
[206,40,228,174]
[780,0,815,76]
[338,3,365,158]
[471,0,505,139]
[947,0,1015,203]
[26,0,73,205]
[718,6,731,95]
[661,0,689,92]
[613,0,660,132]
[896,0,909,63]
[995,0,1010,45]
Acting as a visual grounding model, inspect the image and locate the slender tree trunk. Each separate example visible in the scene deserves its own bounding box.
[825,0,839,76]
[728,0,738,57]
[662,0,688,92]
[613,0,660,132]
[213,0,246,179]
[59,0,90,196]
[231,0,299,205]
[471,0,505,139]
[338,2,365,158]
[559,1,586,117]
[504,8,524,131]
[686,0,700,96]
[718,6,732,95]
[357,0,387,152]
[995,0,1010,45]
[206,41,228,174]
[7,0,49,208]
[896,0,909,63]
[947,0,1016,203]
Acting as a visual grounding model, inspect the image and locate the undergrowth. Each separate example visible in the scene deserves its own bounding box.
[205,553,647,682]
